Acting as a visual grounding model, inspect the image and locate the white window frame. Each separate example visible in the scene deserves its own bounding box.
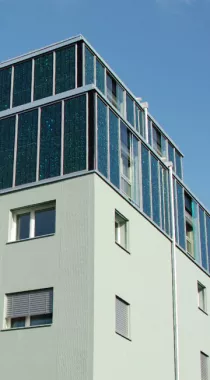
[198,282,207,313]
[115,211,128,251]
[9,201,55,242]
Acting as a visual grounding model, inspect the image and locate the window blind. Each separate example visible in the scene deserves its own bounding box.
[115,296,129,338]
[201,352,209,380]
[7,288,53,318]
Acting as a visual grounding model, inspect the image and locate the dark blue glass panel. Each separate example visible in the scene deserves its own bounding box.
[30,314,52,326]
[0,116,15,189]
[126,94,134,126]
[85,47,94,85]
[109,110,119,188]
[0,67,11,111]
[160,168,165,231]
[135,105,140,133]
[175,150,182,179]
[173,179,178,242]
[13,60,32,107]
[64,95,86,174]
[148,118,152,145]
[139,109,145,139]
[16,110,38,186]
[163,170,170,235]
[39,103,61,180]
[168,142,175,168]
[35,208,55,237]
[34,54,53,101]
[199,208,208,270]
[17,213,30,240]
[151,155,160,226]
[55,46,75,94]
[97,97,108,177]
[132,136,140,207]
[206,215,210,272]
[11,317,25,328]
[176,182,186,250]
[192,201,200,263]
[141,145,151,217]
[96,59,105,94]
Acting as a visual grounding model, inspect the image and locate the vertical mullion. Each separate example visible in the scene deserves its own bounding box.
[31,59,35,102]
[204,211,209,271]
[148,152,153,219]
[30,211,35,238]
[107,105,110,180]
[75,44,77,89]
[158,162,162,229]
[53,51,56,95]
[118,118,121,191]
[36,107,41,181]
[12,114,18,187]
[104,68,107,97]
[82,43,85,86]
[95,94,98,170]
[93,55,96,86]
[86,93,89,171]
[10,65,14,109]
[60,100,64,176]
[138,141,143,211]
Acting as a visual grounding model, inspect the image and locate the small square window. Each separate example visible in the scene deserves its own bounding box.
[115,296,130,339]
[198,282,207,313]
[10,201,56,242]
[115,211,128,250]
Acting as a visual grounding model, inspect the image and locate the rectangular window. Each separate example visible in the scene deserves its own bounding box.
[185,192,194,256]
[126,94,134,126]
[186,221,194,257]
[5,288,53,329]
[0,67,12,112]
[115,211,128,250]
[13,60,32,107]
[34,53,53,101]
[106,72,124,113]
[10,202,56,242]
[201,352,209,380]
[115,296,130,339]
[55,45,75,94]
[153,125,162,156]
[120,122,132,198]
[198,282,207,313]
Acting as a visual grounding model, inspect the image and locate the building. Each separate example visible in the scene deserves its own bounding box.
[0,34,209,380]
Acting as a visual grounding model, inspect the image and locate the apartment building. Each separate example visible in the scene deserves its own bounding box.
[0,35,209,380]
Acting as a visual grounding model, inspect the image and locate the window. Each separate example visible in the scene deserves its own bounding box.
[106,72,124,113]
[201,352,209,380]
[198,282,207,313]
[186,221,194,256]
[5,288,53,329]
[115,296,130,339]
[185,192,194,256]
[153,125,162,156]
[115,211,128,250]
[120,122,132,198]
[10,202,55,242]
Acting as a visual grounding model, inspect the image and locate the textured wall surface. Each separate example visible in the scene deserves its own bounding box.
[0,174,94,380]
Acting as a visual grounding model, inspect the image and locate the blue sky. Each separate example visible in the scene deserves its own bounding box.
[0,0,210,208]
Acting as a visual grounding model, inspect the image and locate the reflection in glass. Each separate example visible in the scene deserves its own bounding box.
[35,208,55,237]
[17,213,30,240]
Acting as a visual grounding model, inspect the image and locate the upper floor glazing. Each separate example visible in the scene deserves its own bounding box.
[0,35,209,276]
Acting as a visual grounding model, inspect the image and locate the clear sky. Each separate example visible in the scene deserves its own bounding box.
[0,0,209,208]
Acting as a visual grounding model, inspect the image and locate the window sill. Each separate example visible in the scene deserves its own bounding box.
[198,307,208,316]
[7,233,55,245]
[115,241,130,254]
[1,323,52,332]
[115,331,132,341]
